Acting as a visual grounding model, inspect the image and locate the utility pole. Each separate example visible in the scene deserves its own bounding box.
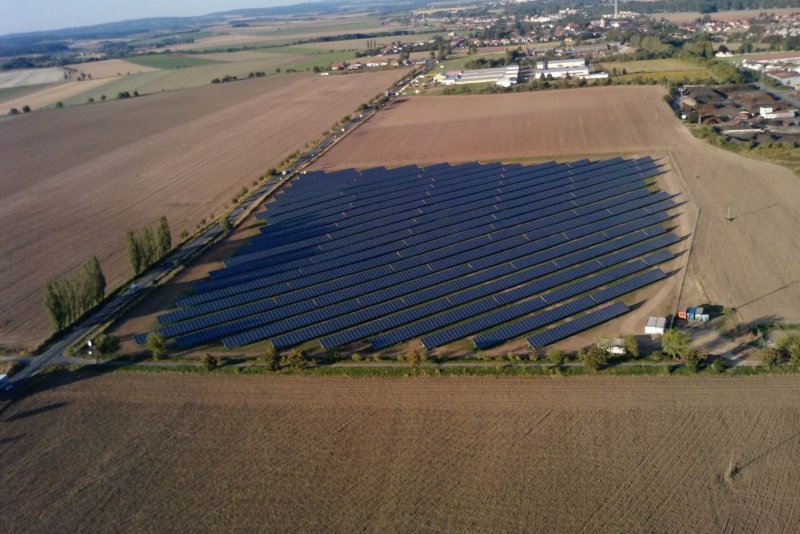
[726,204,733,221]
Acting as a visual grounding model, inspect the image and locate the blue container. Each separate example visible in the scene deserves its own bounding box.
[687,307,696,321]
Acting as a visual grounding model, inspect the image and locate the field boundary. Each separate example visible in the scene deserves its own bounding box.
[667,148,701,328]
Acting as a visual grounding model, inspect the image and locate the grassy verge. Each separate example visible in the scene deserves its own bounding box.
[689,124,800,177]
[39,357,800,379]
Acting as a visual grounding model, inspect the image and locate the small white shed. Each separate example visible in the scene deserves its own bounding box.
[645,316,666,335]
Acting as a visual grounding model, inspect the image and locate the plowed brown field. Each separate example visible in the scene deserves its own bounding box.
[1,373,799,532]
[0,71,403,351]
[313,86,800,327]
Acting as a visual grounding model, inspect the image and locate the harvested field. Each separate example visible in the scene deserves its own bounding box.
[598,58,707,74]
[313,86,800,327]
[0,78,116,115]
[653,8,800,23]
[0,70,405,351]
[0,67,65,89]
[62,55,356,104]
[66,59,160,79]
[296,32,446,51]
[1,373,799,532]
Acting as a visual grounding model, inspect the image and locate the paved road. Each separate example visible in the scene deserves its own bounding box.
[6,66,429,388]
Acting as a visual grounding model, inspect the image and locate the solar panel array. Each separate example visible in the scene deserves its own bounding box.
[135,157,679,352]
[526,302,631,349]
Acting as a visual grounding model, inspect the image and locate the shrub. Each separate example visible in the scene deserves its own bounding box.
[709,357,726,373]
[145,332,165,361]
[662,329,691,360]
[683,348,702,372]
[261,345,280,371]
[284,348,308,370]
[546,348,566,365]
[582,345,608,371]
[94,334,120,358]
[405,344,427,369]
[759,347,783,367]
[203,353,219,370]
[648,350,665,362]
[8,108,20,115]
[22,105,31,113]
[623,335,640,359]
[351,352,362,362]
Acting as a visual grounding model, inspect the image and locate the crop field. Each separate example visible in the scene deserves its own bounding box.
[1,372,799,532]
[0,67,65,89]
[66,58,160,79]
[653,8,800,23]
[313,86,800,327]
[61,51,366,104]
[125,54,225,70]
[295,32,447,51]
[0,70,405,351]
[0,78,116,115]
[598,58,707,74]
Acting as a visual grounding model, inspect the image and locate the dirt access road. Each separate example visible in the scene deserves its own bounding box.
[1,372,799,532]
[313,86,800,328]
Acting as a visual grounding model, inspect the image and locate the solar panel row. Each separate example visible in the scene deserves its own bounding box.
[526,302,631,349]
[192,173,664,314]
[267,162,510,225]
[132,158,678,352]
[355,246,674,351]
[233,159,656,264]
[211,225,672,351]
[470,268,667,349]
[228,158,655,269]
[159,190,672,327]
[161,206,670,341]
[271,162,460,211]
[184,184,670,303]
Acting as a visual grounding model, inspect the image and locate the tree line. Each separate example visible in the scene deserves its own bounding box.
[43,256,106,332]
[126,216,171,275]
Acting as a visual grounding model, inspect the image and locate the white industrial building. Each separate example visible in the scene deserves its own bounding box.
[531,65,590,79]
[760,106,797,120]
[530,57,606,80]
[535,58,587,70]
[439,65,520,87]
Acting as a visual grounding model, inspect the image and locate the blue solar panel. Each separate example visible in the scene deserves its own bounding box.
[471,268,666,349]
[136,157,677,351]
[526,302,630,349]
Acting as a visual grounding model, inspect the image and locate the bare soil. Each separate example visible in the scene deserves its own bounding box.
[66,59,160,79]
[0,71,404,351]
[314,86,800,329]
[654,8,800,23]
[1,372,799,533]
[0,79,115,115]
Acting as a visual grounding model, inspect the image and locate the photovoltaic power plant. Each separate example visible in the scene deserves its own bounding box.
[136,157,679,351]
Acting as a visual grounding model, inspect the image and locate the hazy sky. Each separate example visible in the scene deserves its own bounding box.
[0,0,303,36]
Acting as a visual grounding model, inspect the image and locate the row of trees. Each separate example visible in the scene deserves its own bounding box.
[43,256,106,332]
[126,216,171,275]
